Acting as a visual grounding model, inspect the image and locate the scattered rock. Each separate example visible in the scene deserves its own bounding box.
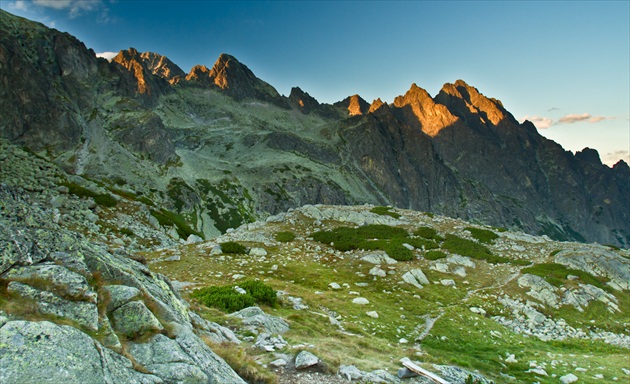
[338,364,364,380]
[249,247,268,257]
[352,298,369,305]
[366,311,379,318]
[369,266,387,277]
[361,252,398,265]
[560,373,579,383]
[328,282,341,290]
[402,269,429,289]
[295,350,320,369]
[469,307,486,316]
[229,306,289,334]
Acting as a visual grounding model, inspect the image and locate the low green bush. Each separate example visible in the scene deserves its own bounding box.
[404,237,439,250]
[312,224,413,261]
[120,228,134,237]
[191,285,255,312]
[413,226,444,241]
[383,243,414,261]
[425,250,447,260]
[370,206,401,219]
[465,227,499,244]
[191,280,277,312]
[522,263,608,289]
[150,209,203,240]
[275,231,296,242]
[238,280,277,307]
[63,182,117,208]
[441,234,508,263]
[220,241,247,254]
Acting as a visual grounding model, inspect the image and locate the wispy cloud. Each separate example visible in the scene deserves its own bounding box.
[602,150,630,167]
[96,51,117,60]
[547,107,560,112]
[521,112,614,129]
[9,0,114,23]
[33,0,102,18]
[556,113,610,125]
[521,115,553,129]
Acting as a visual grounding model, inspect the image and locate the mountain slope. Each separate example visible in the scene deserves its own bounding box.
[0,9,628,247]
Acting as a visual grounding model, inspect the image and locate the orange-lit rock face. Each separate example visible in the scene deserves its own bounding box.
[113,49,150,95]
[393,84,459,136]
[368,98,385,113]
[140,51,185,84]
[347,95,365,116]
[209,54,233,89]
[440,80,507,126]
[185,65,210,81]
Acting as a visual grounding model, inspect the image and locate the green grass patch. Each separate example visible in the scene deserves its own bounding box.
[274,231,296,242]
[370,206,401,219]
[150,209,203,240]
[413,226,444,241]
[312,224,413,260]
[465,227,499,244]
[120,228,134,237]
[404,237,439,250]
[191,280,277,313]
[425,250,447,260]
[441,234,508,263]
[522,263,609,289]
[63,182,117,208]
[220,241,247,254]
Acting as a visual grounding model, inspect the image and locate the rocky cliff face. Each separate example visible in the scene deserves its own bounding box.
[0,9,628,248]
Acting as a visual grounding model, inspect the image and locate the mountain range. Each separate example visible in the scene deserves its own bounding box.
[0,9,628,247]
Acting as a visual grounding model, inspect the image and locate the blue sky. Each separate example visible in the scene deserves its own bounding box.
[2,0,628,166]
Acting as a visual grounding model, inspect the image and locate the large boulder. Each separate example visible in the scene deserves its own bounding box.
[0,320,162,384]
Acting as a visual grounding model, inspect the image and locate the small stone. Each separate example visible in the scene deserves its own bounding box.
[527,368,548,376]
[505,354,518,363]
[398,338,408,344]
[269,359,287,367]
[338,365,364,381]
[366,311,379,319]
[560,373,579,383]
[249,247,267,257]
[352,298,369,305]
[369,266,386,277]
[295,350,319,369]
[328,282,341,290]
[441,279,456,287]
[469,307,486,315]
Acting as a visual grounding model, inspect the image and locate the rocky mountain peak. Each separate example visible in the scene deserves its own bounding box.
[334,94,369,116]
[368,98,386,113]
[139,51,185,84]
[575,147,603,166]
[185,53,286,107]
[112,48,155,95]
[436,79,514,127]
[288,87,320,114]
[393,83,459,136]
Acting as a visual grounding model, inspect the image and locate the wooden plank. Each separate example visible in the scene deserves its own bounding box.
[402,360,451,384]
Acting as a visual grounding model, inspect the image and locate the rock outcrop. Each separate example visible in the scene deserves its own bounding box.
[0,182,245,383]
